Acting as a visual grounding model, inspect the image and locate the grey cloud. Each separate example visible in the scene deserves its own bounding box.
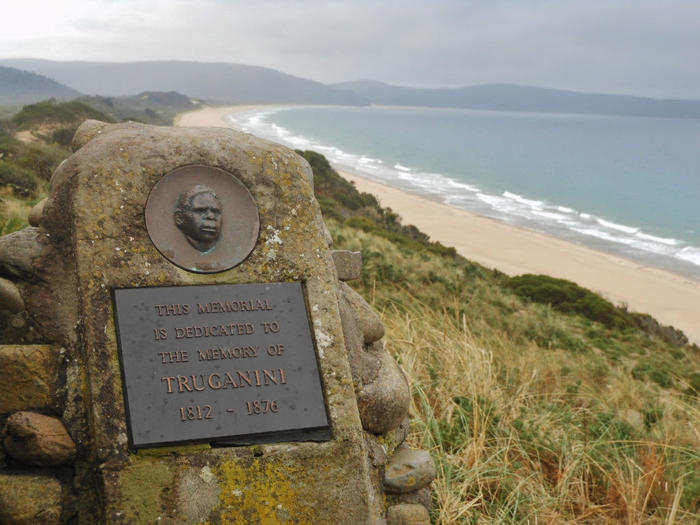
[1,0,699,98]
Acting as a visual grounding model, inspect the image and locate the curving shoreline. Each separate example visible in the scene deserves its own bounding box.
[177,105,700,344]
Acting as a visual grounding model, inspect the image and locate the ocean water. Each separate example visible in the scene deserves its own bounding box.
[226,106,700,280]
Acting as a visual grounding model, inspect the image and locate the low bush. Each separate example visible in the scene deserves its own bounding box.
[51,126,77,147]
[11,100,113,129]
[507,273,632,329]
[15,143,66,180]
[0,160,39,195]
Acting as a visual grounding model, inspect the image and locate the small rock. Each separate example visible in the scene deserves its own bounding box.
[384,448,436,494]
[0,227,43,279]
[28,198,47,227]
[0,276,24,313]
[357,342,410,434]
[337,287,365,379]
[71,119,111,151]
[0,345,61,412]
[340,282,384,344]
[386,504,430,525]
[331,250,362,281]
[4,411,76,466]
[388,487,432,513]
[0,472,63,524]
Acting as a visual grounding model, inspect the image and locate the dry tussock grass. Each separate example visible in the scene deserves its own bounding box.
[379,300,699,524]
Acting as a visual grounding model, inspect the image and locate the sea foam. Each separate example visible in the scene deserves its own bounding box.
[225,107,700,276]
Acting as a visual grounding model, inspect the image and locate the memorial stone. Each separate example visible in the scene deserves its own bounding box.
[0,119,433,524]
[25,121,386,523]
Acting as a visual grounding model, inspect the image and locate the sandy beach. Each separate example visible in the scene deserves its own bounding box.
[177,106,700,344]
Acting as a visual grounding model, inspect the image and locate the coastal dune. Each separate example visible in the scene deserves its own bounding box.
[177,106,700,344]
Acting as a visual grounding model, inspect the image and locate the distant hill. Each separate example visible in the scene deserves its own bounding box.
[0,59,367,105]
[5,58,699,118]
[78,91,197,125]
[334,80,700,119]
[0,66,81,106]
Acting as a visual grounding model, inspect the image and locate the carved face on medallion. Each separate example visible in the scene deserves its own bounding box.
[174,185,223,253]
[146,164,259,273]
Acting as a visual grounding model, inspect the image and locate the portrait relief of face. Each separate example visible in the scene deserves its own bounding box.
[174,185,223,253]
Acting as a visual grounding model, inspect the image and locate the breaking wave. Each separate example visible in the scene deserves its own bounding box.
[226,107,700,276]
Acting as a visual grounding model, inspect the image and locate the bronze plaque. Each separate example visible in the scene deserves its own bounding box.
[113,282,330,448]
[145,165,259,273]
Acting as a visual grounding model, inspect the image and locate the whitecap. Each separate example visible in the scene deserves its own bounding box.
[634,232,680,246]
[531,210,571,222]
[503,191,544,209]
[596,218,639,234]
[676,247,700,267]
[394,163,412,172]
[477,193,518,212]
[447,179,479,192]
[571,227,623,243]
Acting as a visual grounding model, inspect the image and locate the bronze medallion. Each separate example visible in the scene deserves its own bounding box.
[145,165,259,273]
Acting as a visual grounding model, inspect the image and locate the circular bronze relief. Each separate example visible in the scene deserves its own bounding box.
[145,165,259,273]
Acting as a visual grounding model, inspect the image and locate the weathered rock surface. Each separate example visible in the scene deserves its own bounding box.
[332,250,362,281]
[386,503,431,525]
[0,276,24,312]
[340,281,385,344]
[384,448,436,494]
[70,118,116,152]
[0,227,43,279]
[28,198,47,227]
[357,342,411,434]
[4,411,76,466]
[383,417,411,452]
[0,345,61,413]
[0,472,63,524]
[388,487,432,512]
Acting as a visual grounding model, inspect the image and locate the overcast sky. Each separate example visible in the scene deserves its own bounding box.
[2,0,699,99]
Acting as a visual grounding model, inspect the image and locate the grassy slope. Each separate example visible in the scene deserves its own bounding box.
[302,150,699,523]
[0,105,697,522]
[0,101,114,234]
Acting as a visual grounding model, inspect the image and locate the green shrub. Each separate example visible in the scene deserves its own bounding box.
[0,130,21,157]
[11,100,113,129]
[506,274,631,329]
[686,372,700,396]
[51,126,77,147]
[16,143,66,180]
[0,160,39,195]
[632,362,673,388]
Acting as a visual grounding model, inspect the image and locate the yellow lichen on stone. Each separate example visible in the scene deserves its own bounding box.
[117,460,174,524]
[210,458,318,524]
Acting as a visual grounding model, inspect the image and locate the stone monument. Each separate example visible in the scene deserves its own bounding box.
[0,120,434,524]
